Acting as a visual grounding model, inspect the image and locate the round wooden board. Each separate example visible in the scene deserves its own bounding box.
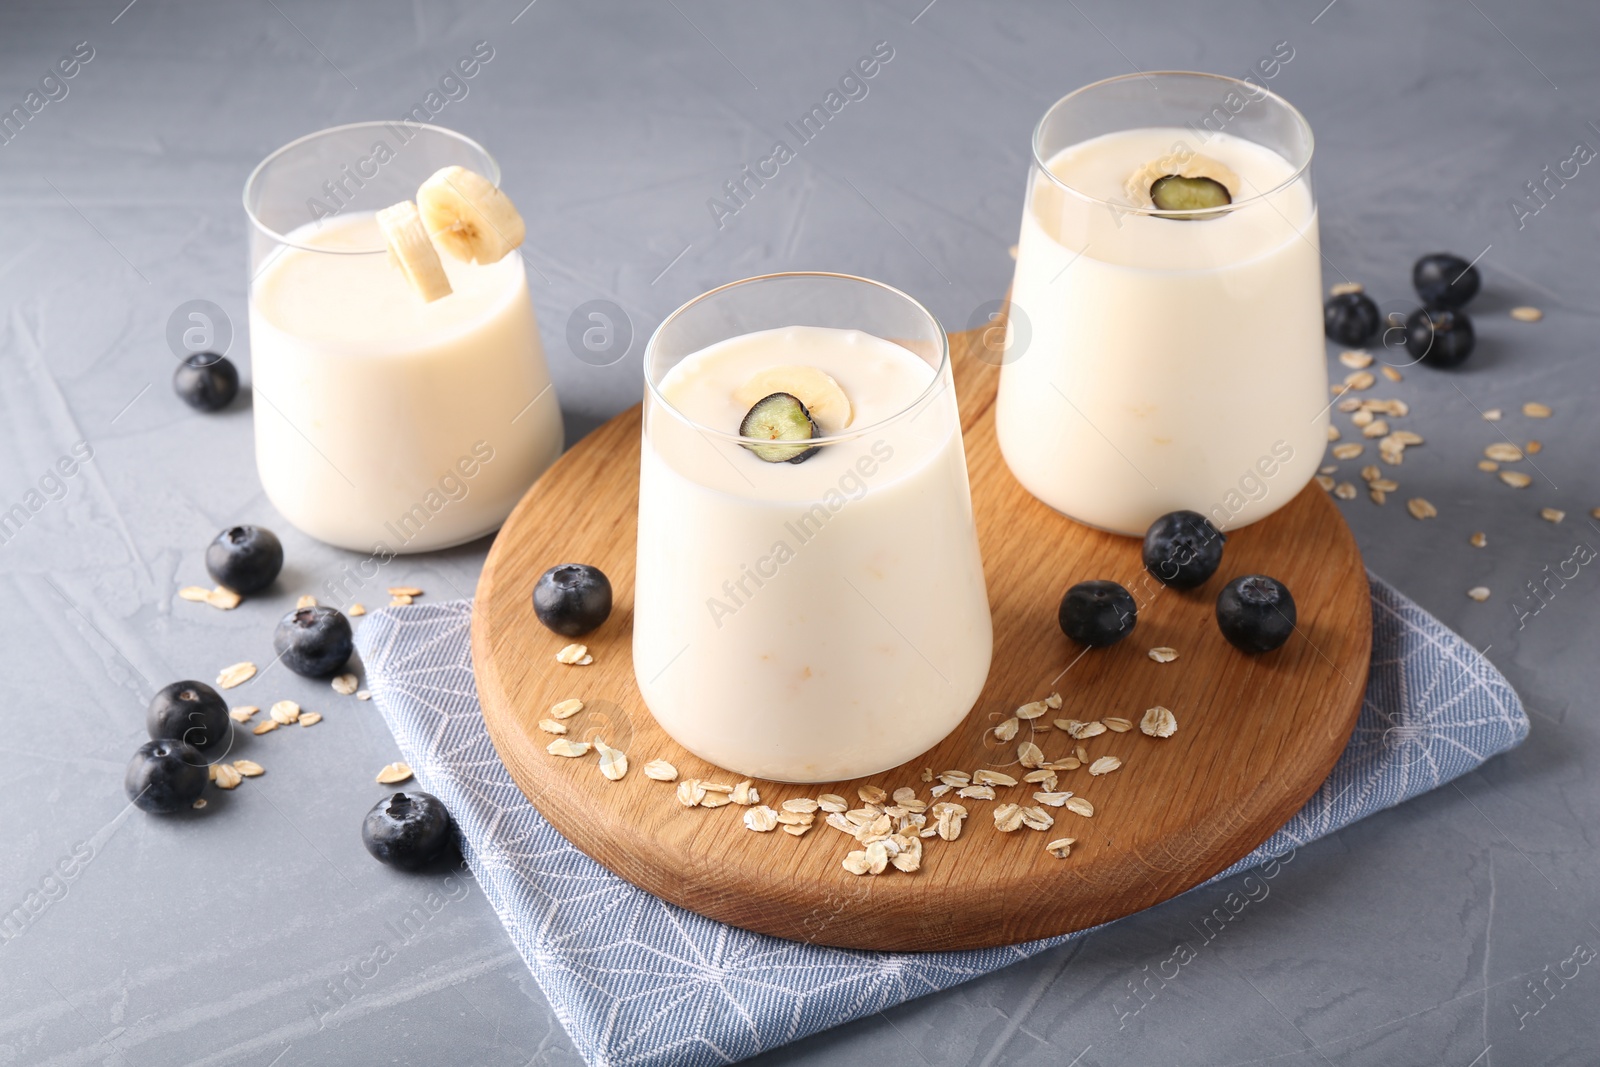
[472,328,1370,952]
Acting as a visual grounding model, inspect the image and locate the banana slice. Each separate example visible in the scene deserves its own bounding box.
[375,200,452,303]
[417,165,525,264]
[733,365,852,433]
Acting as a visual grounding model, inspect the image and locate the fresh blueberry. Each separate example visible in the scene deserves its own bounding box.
[273,605,353,677]
[1058,580,1137,648]
[533,564,613,637]
[173,352,239,413]
[1404,307,1475,368]
[205,524,283,594]
[1412,252,1480,309]
[1143,510,1226,590]
[362,791,454,870]
[1324,292,1380,346]
[738,392,820,464]
[125,739,209,813]
[1215,574,1296,654]
[1149,174,1231,218]
[147,680,232,750]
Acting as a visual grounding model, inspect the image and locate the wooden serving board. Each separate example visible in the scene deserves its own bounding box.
[472,328,1370,952]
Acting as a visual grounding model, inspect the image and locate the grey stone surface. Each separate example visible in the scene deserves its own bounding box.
[0,0,1596,1064]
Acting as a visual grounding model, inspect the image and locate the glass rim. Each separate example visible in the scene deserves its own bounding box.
[643,271,951,448]
[241,120,502,255]
[1030,70,1315,218]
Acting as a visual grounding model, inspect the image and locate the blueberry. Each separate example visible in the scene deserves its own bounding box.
[1149,174,1231,219]
[1404,307,1475,368]
[173,353,239,413]
[125,739,209,813]
[1058,580,1137,648]
[147,680,232,750]
[1215,574,1296,654]
[205,524,283,594]
[1324,292,1380,346]
[362,791,454,870]
[1142,510,1226,590]
[739,392,819,464]
[1412,252,1480,309]
[273,605,353,677]
[533,564,613,637]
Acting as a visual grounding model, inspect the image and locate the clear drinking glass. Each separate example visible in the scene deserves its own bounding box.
[243,121,562,553]
[996,72,1325,536]
[634,273,992,783]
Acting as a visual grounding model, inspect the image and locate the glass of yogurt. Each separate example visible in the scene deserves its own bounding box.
[243,122,562,553]
[634,273,992,783]
[997,72,1326,536]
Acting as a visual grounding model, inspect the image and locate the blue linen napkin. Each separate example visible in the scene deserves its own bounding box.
[353,573,1526,1067]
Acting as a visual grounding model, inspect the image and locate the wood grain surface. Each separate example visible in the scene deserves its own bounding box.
[471,328,1371,951]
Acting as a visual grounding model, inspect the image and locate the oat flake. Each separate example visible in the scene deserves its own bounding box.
[643,759,678,781]
[595,741,628,781]
[972,769,1017,787]
[1064,796,1095,818]
[216,662,257,690]
[1140,706,1178,738]
[1485,442,1523,462]
[376,762,413,784]
[206,587,242,610]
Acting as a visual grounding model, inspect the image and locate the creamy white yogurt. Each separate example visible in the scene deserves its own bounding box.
[633,325,991,782]
[249,212,562,552]
[997,127,1327,535]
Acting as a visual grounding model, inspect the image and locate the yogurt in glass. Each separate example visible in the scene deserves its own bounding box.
[243,122,562,553]
[633,275,992,783]
[996,74,1326,536]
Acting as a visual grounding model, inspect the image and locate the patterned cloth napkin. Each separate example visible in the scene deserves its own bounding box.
[354,573,1526,1067]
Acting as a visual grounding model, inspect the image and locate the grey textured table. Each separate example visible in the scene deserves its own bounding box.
[2,1,1597,1064]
